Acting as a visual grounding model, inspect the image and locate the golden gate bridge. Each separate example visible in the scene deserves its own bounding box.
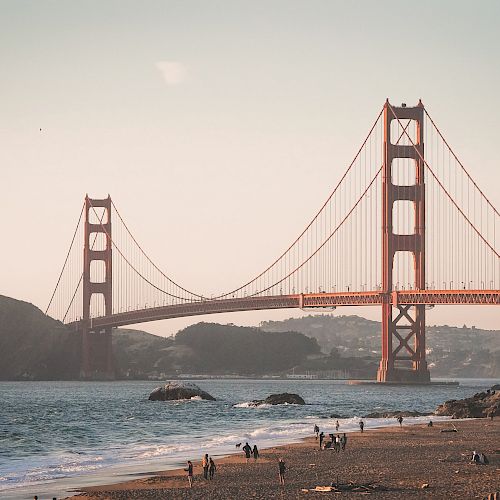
[46,100,500,382]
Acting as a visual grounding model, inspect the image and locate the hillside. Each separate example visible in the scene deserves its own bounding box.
[1,295,498,380]
[0,296,320,380]
[261,314,500,378]
[0,295,80,380]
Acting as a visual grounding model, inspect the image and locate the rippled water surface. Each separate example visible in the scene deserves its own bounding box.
[0,378,495,499]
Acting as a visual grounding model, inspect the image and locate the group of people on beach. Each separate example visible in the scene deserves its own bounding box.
[184,454,217,487]
[183,443,262,488]
[314,420,358,451]
[317,430,348,451]
[241,442,259,462]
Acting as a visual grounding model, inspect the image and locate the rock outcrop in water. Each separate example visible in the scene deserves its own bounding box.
[434,387,500,418]
[245,393,305,406]
[363,410,431,418]
[265,393,305,405]
[148,381,216,401]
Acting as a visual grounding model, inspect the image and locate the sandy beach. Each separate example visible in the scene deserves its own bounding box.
[69,419,499,499]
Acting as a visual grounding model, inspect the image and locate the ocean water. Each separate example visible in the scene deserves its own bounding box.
[0,378,495,499]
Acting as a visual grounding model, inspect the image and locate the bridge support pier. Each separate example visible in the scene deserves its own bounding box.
[81,195,114,380]
[377,100,430,384]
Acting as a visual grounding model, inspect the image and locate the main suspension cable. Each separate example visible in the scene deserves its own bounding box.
[45,203,84,315]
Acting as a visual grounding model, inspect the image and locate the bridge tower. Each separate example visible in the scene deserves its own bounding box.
[81,195,114,380]
[377,100,431,383]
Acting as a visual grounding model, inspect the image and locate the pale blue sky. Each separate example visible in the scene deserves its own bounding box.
[1,0,499,334]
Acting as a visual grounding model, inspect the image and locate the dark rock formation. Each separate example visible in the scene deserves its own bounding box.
[148,381,216,401]
[363,410,431,418]
[434,387,500,418]
[490,384,500,391]
[329,413,347,419]
[264,393,305,405]
[242,393,306,407]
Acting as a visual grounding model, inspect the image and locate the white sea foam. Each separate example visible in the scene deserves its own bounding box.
[233,401,299,408]
[233,401,271,408]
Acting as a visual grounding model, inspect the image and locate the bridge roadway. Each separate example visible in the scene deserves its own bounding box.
[69,290,500,331]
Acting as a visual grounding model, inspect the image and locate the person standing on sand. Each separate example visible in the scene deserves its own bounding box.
[243,442,252,462]
[397,415,403,427]
[314,424,319,440]
[359,420,364,433]
[209,457,216,479]
[184,460,194,487]
[335,420,340,432]
[341,433,347,451]
[202,453,209,479]
[319,431,324,450]
[252,444,259,461]
[278,458,286,485]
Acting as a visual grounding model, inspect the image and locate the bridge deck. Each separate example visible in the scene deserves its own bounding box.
[67,290,500,331]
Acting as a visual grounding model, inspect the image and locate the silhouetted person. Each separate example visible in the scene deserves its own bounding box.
[278,458,286,485]
[314,424,319,439]
[397,415,403,427]
[335,420,340,432]
[336,434,341,452]
[341,433,347,451]
[359,420,365,433]
[209,457,216,479]
[427,420,433,427]
[319,431,324,449]
[243,442,252,462]
[202,453,209,479]
[184,460,193,487]
[253,444,259,461]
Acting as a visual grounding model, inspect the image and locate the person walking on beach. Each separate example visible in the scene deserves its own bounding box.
[252,444,259,461]
[397,415,403,427]
[336,435,342,452]
[335,420,340,432]
[319,431,324,450]
[243,442,252,462]
[202,453,209,479]
[359,420,365,433]
[341,433,347,451]
[278,458,286,485]
[314,424,319,440]
[184,460,194,488]
[209,457,216,480]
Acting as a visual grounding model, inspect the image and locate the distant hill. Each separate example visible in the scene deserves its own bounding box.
[173,322,320,375]
[261,314,500,378]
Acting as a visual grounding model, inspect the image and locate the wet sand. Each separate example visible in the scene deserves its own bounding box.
[70,419,499,499]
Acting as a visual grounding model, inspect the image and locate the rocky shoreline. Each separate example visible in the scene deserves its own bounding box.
[435,386,499,418]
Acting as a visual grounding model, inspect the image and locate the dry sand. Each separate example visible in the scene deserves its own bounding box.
[70,419,499,499]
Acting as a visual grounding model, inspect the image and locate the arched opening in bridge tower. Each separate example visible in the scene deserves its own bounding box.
[391,158,417,186]
[392,250,415,291]
[88,206,109,225]
[392,200,415,236]
[90,260,106,284]
[89,232,107,251]
[89,293,106,318]
[390,119,417,146]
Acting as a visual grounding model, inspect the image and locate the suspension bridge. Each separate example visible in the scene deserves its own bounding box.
[46,100,500,382]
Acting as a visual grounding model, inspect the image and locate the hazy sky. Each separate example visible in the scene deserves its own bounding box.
[1,0,499,336]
